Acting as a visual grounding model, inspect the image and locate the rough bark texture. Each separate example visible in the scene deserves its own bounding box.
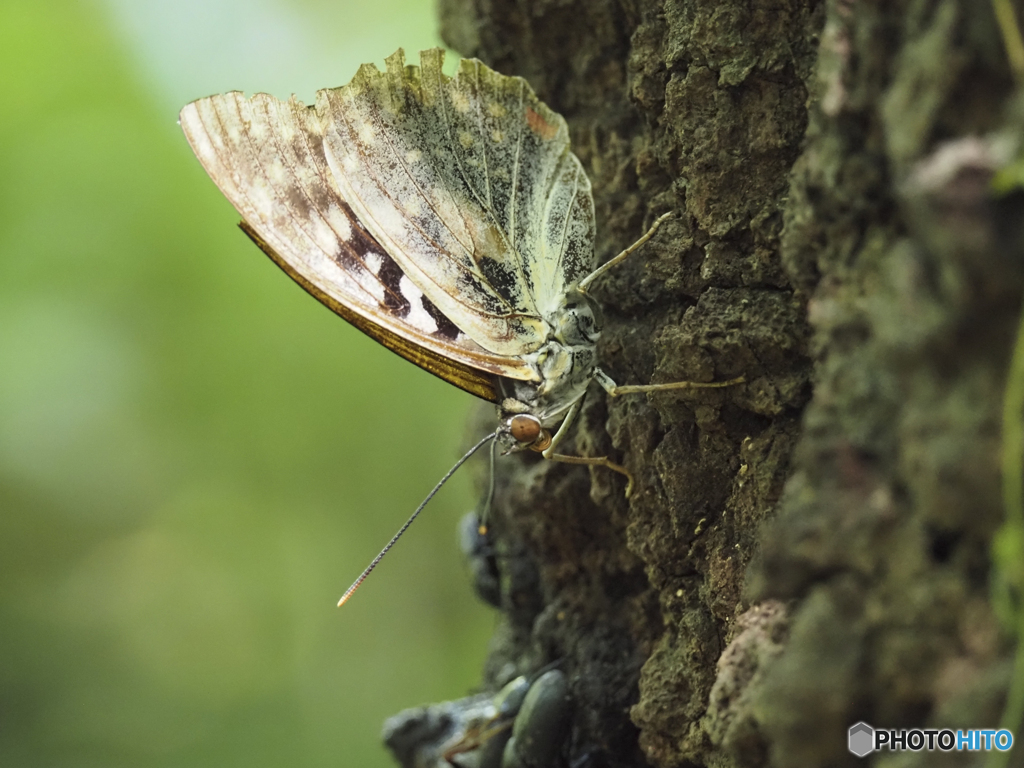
[389,1,1024,767]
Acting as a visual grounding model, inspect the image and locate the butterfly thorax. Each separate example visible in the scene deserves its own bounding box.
[499,288,599,427]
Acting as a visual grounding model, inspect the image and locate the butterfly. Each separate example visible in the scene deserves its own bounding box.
[179,48,742,604]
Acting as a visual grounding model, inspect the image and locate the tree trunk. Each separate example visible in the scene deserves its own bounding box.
[389,1,1024,766]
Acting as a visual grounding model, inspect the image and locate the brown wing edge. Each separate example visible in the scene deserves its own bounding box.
[238,221,500,403]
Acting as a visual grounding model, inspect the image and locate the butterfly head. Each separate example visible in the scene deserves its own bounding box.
[508,413,552,453]
[498,399,553,454]
[496,327,596,455]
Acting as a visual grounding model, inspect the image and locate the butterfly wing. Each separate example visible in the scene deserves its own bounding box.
[180,89,541,402]
[319,49,597,357]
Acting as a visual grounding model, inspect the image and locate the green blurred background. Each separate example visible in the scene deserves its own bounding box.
[0,1,496,765]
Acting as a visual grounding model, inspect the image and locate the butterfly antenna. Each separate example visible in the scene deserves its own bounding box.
[337,431,498,608]
[478,435,499,535]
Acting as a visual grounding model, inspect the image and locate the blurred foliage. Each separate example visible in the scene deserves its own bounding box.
[992,5,1024,765]
[0,1,495,766]
[995,288,1024,768]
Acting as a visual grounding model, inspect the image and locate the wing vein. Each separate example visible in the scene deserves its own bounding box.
[509,80,524,262]
[435,63,491,255]
[432,64,524,281]
[557,163,582,277]
[473,62,493,211]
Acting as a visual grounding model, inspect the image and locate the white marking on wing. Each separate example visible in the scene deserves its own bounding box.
[399,275,439,334]
[310,215,340,256]
[268,158,287,184]
[326,204,352,242]
[451,90,470,113]
[349,252,386,303]
[249,180,274,216]
[249,117,267,142]
[304,248,364,299]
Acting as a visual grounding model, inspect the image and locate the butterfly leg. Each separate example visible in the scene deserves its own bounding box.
[577,211,674,295]
[541,397,585,458]
[594,368,745,396]
[546,452,634,496]
[540,396,635,496]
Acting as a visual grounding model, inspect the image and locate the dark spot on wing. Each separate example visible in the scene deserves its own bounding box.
[376,250,411,315]
[328,202,373,269]
[478,255,520,305]
[285,187,313,220]
[317,202,468,341]
[328,200,461,339]
[327,201,411,317]
[506,317,531,343]
[458,271,506,315]
[422,295,462,340]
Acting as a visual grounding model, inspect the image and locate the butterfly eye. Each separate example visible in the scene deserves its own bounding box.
[509,414,544,445]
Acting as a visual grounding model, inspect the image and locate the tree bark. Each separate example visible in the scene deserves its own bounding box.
[388,1,1024,766]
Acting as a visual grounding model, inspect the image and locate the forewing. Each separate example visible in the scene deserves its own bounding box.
[179,91,537,400]
[318,49,597,356]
